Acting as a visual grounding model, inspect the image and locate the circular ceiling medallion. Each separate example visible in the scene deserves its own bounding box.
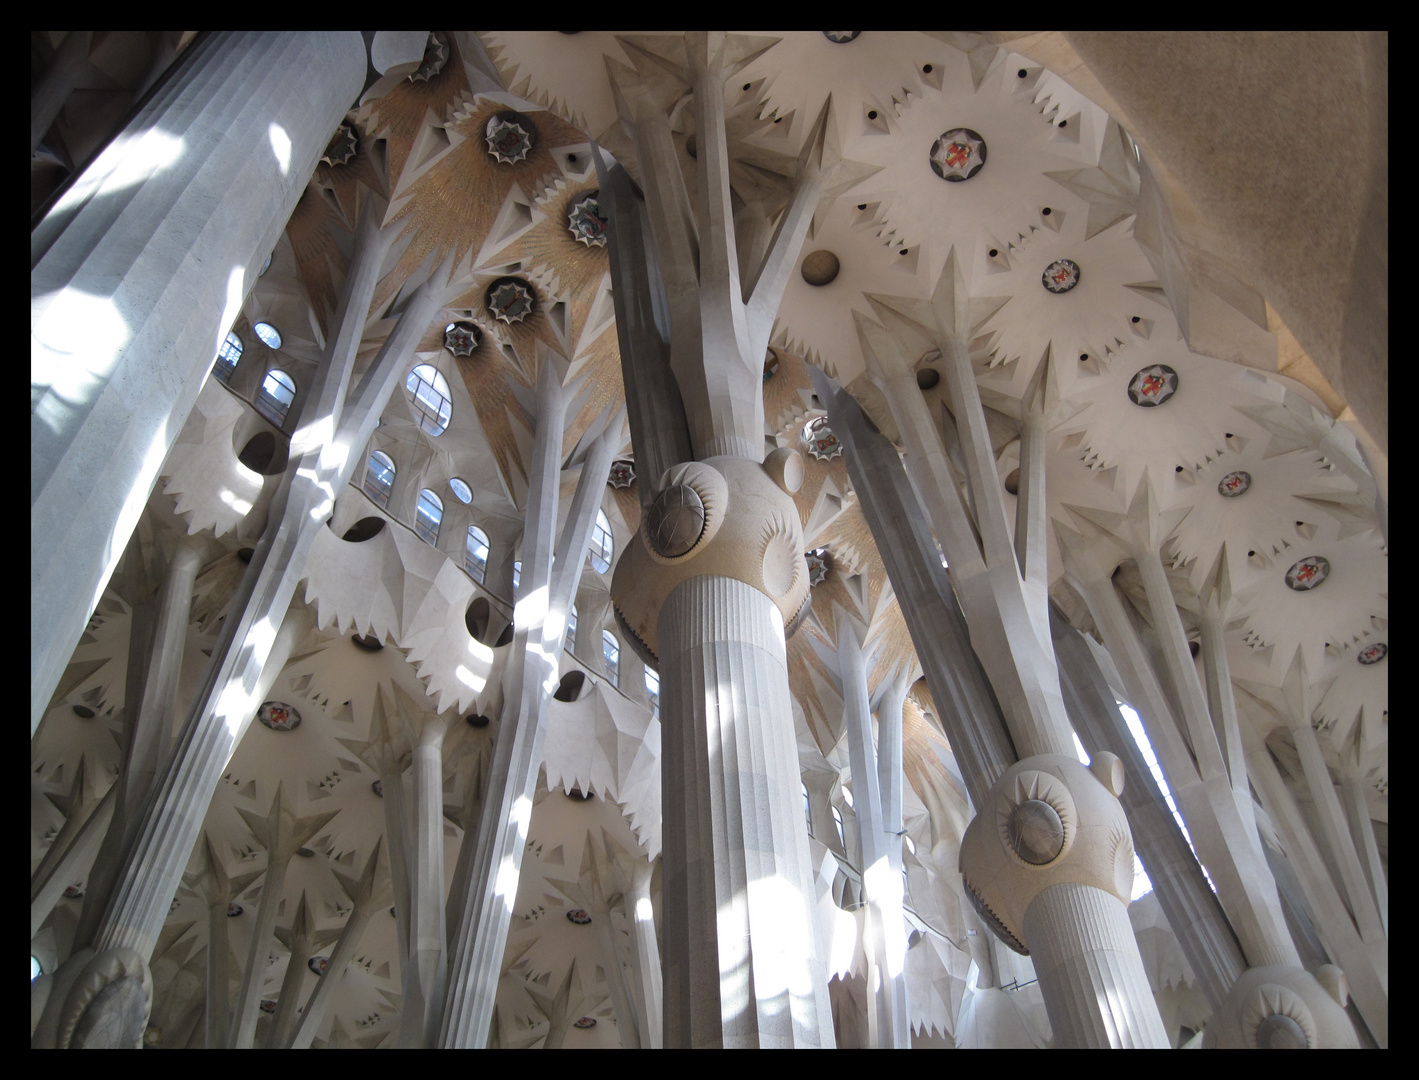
[443,320,482,356]
[1218,470,1252,497]
[63,885,84,899]
[227,902,243,917]
[801,249,841,286]
[1041,258,1081,293]
[1284,555,1330,591]
[1357,642,1386,665]
[1127,364,1179,407]
[573,1016,598,1029]
[486,277,535,324]
[566,909,592,925]
[805,548,830,586]
[646,484,706,558]
[608,459,635,489]
[308,956,329,976]
[929,127,987,182]
[408,31,449,83]
[803,416,843,461]
[258,701,301,732]
[485,111,535,165]
[567,191,609,247]
[916,366,940,390]
[260,1000,277,1014]
[320,123,358,168]
[823,31,860,43]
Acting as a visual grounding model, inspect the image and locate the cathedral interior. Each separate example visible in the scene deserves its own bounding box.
[30,31,1387,1048]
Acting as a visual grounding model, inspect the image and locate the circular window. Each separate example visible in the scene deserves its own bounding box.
[253,322,282,349]
[406,364,453,436]
[449,477,473,504]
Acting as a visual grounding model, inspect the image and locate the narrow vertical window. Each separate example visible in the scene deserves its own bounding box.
[644,666,659,717]
[415,489,443,545]
[465,526,490,583]
[589,509,614,574]
[566,604,577,650]
[602,630,620,687]
[364,450,395,508]
[214,331,242,384]
[256,369,295,426]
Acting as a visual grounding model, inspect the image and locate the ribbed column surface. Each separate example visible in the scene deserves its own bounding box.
[659,575,834,1048]
[1024,882,1171,1048]
[31,30,365,733]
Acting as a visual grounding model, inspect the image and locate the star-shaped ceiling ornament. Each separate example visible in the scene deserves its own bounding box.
[486,278,535,324]
[408,30,449,83]
[485,111,535,165]
[566,192,609,247]
[443,321,482,357]
[320,123,358,168]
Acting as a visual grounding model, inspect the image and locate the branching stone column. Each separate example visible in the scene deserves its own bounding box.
[625,858,664,1049]
[31,30,365,733]
[191,833,260,1049]
[229,785,339,1048]
[288,841,388,1048]
[837,622,910,1048]
[267,891,338,1048]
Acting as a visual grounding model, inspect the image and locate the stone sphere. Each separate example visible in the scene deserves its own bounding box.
[1008,799,1065,865]
[646,484,706,558]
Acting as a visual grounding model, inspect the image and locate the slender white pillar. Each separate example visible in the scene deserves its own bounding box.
[626,859,663,1049]
[659,575,833,1048]
[31,30,366,734]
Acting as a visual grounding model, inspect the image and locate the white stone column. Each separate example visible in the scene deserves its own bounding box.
[659,575,834,1048]
[31,30,366,734]
[267,892,336,1048]
[626,859,663,1049]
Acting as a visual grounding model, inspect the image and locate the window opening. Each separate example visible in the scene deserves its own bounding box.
[364,450,395,508]
[802,783,812,835]
[405,363,453,436]
[449,477,472,504]
[566,604,577,650]
[252,321,282,349]
[589,509,614,574]
[257,369,296,426]
[1118,702,1210,899]
[512,561,521,592]
[415,489,443,545]
[214,331,242,383]
[644,666,659,717]
[602,630,620,687]
[832,805,845,848]
[465,526,489,583]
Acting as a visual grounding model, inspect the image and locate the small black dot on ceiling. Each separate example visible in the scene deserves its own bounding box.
[567,153,576,162]
[867,110,878,120]
[1042,207,1051,216]
[743,82,751,91]
[988,248,999,257]
[1058,120,1068,128]
[774,117,782,123]
[1018,68,1028,78]
[1297,521,1304,526]
[857,203,867,210]
[1080,353,1089,361]
[1131,316,1141,323]
[923,64,932,73]
[1225,433,1234,438]
[900,248,908,255]
[1175,466,1184,472]
[1248,550,1256,557]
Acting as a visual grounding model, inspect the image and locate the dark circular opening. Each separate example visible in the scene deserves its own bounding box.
[466,713,490,728]
[922,64,932,73]
[899,248,908,255]
[553,670,586,702]
[1248,550,1256,557]
[72,704,95,719]
[685,133,697,159]
[1188,640,1200,659]
[565,787,594,800]
[916,368,940,390]
[867,110,878,120]
[1058,120,1067,128]
[1080,353,1089,361]
[341,518,386,543]
[237,431,280,475]
[464,597,491,642]
[567,153,577,163]
[1131,316,1141,323]
[495,622,514,647]
[1004,468,1021,496]
[237,547,255,564]
[743,82,751,91]
[774,117,782,124]
[1175,466,1184,473]
[1296,521,1304,527]
[352,633,384,652]
[857,203,866,210]
[1018,68,1028,78]
[1042,207,1051,216]
[1225,432,1234,438]
[296,847,315,858]
[988,248,998,258]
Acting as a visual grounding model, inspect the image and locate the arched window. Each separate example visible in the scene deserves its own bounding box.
[566,604,577,650]
[589,509,614,574]
[253,321,282,349]
[644,666,659,718]
[602,630,620,686]
[214,331,242,384]
[256,369,296,425]
[364,450,395,508]
[405,363,453,436]
[465,526,489,583]
[832,805,844,847]
[415,489,443,545]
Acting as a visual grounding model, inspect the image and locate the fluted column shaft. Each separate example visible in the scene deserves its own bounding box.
[626,861,664,1049]
[1024,882,1171,1048]
[659,575,833,1048]
[31,30,365,733]
[289,905,375,1049]
[400,732,449,1046]
[206,894,232,1048]
[230,857,293,1047]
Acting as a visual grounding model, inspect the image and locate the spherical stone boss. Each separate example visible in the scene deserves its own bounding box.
[1255,1013,1308,1049]
[646,484,706,558]
[1008,799,1065,865]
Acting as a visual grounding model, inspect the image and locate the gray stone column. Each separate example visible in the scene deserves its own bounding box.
[267,892,336,1048]
[31,30,366,734]
[659,575,833,1048]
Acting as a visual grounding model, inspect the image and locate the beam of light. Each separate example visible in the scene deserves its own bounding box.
[454,664,487,694]
[219,489,253,515]
[864,857,908,978]
[635,896,654,922]
[514,584,549,628]
[268,123,291,176]
[743,875,816,1013]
